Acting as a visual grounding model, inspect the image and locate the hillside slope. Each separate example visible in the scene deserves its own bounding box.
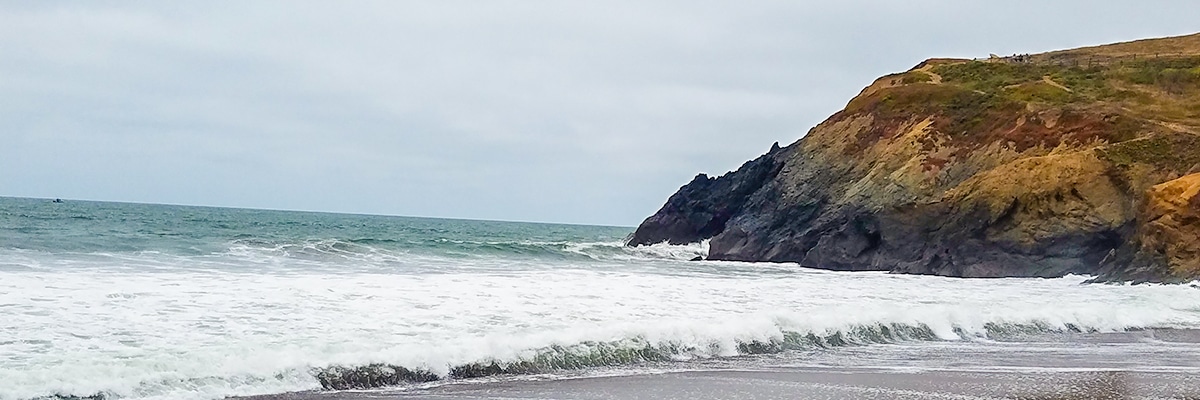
[629,33,1200,282]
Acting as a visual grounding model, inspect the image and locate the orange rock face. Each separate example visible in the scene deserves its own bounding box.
[1139,174,1200,280]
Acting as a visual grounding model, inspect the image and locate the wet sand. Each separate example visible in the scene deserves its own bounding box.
[240,367,1200,400]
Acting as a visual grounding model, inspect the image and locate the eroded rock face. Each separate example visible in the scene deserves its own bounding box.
[695,120,1145,278]
[1142,174,1200,280]
[628,34,1200,280]
[1098,173,1200,282]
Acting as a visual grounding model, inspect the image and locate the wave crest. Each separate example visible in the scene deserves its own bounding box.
[224,237,708,267]
[309,320,1092,391]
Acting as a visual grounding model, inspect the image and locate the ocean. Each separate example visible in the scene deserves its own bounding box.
[2,197,1200,400]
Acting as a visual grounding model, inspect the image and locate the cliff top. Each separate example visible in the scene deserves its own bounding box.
[1036,32,1200,61]
[912,32,1200,131]
[842,33,1200,166]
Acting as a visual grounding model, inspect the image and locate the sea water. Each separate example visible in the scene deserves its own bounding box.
[2,197,1199,400]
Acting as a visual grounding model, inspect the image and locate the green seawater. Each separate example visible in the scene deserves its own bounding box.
[0,196,632,261]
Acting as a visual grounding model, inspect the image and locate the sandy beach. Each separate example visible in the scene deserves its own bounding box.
[238,367,1200,400]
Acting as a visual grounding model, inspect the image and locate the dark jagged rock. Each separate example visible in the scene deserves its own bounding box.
[627,145,785,246]
[628,33,1200,281]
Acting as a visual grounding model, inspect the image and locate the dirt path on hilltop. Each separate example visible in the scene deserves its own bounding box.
[916,64,942,84]
[1042,75,1072,92]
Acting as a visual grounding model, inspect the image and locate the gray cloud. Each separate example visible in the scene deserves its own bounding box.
[1,1,1196,225]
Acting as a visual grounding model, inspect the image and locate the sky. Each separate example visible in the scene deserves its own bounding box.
[1,1,1197,226]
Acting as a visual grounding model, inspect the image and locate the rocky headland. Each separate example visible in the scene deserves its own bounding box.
[629,33,1200,282]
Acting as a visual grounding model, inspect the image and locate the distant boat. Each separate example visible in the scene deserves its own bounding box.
[52,198,64,203]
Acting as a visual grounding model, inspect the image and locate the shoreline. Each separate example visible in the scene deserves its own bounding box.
[237,367,1200,400]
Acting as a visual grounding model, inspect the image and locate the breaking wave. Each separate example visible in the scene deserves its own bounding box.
[311,322,944,390]
[308,320,1141,390]
[223,237,708,266]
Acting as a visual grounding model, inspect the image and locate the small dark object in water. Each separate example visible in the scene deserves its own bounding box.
[44,394,106,400]
[52,198,64,203]
[689,256,704,261]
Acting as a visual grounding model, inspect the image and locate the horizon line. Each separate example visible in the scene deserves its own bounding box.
[0,195,636,229]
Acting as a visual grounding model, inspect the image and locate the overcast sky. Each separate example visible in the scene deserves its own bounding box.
[1,1,1196,226]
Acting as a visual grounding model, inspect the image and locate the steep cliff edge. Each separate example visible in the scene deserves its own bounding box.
[629,33,1200,281]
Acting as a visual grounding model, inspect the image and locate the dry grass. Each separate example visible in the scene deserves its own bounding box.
[1036,32,1200,61]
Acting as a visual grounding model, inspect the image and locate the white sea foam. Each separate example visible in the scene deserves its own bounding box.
[1,245,1200,400]
[564,239,709,261]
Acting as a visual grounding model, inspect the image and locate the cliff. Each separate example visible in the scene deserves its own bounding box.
[629,33,1200,282]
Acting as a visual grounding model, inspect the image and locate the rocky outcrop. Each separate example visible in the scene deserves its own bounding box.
[629,33,1200,281]
[627,143,785,246]
[1096,173,1200,282]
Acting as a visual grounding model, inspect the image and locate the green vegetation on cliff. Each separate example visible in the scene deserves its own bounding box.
[1100,133,1200,172]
